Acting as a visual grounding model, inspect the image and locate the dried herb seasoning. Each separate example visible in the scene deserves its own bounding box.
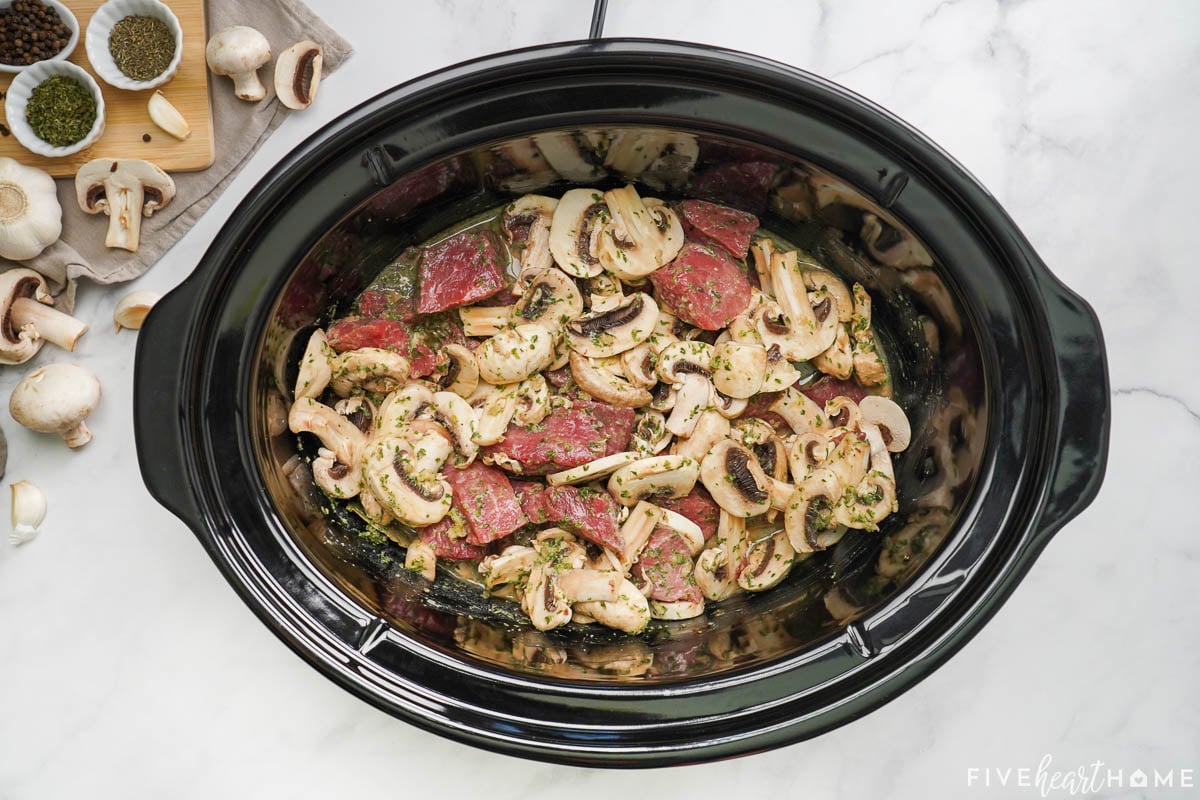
[25,75,95,147]
[0,1,71,66]
[109,15,175,81]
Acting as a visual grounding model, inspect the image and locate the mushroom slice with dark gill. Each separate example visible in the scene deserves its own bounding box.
[596,184,684,281]
[510,266,582,332]
[784,468,844,553]
[502,194,558,285]
[549,188,608,278]
[274,40,323,110]
[737,531,796,592]
[700,440,772,518]
[362,422,455,527]
[565,291,658,358]
[607,454,700,507]
[432,343,479,398]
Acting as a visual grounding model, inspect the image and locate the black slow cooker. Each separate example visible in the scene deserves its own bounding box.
[133,40,1109,766]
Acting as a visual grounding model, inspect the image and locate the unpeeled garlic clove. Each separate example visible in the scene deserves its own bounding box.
[114,290,161,332]
[148,91,191,140]
[11,480,46,545]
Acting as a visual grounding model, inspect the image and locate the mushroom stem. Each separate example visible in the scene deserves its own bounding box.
[103,183,146,252]
[60,419,92,449]
[230,71,266,102]
[10,297,87,351]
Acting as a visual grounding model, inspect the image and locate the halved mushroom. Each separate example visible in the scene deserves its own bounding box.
[376,382,434,435]
[619,343,657,389]
[415,391,479,467]
[468,383,518,446]
[476,323,556,385]
[289,397,367,499]
[767,249,840,359]
[631,409,672,456]
[861,212,933,269]
[694,511,747,601]
[737,531,796,592]
[833,423,898,530]
[665,373,711,437]
[362,424,454,527]
[607,455,700,507]
[510,267,583,332]
[294,328,334,400]
[769,388,828,434]
[574,578,651,634]
[670,409,729,462]
[700,440,771,518]
[502,195,558,283]
[432,343,479,398]
[479,545,537,593]
[404,539,437,582]
[784,468,844,554]
[0,268,88,365]
[547,451,640,487]
[75,159,176,252]
[570,350,652,407]
[459,305,513,338]
[711,340,766,399]
[859,395,911,452]
[585,272,625,313]
[813,324,853,380]
[565,291,658,358]
[275,40,323,110]
[596,184,684,281]
[549,188,608,278]
[330,348,410,397]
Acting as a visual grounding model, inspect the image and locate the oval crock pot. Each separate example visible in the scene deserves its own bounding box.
[133,40,1109,766]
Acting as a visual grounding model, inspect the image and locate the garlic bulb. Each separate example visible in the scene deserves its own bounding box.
[11,480,46,545]
[0,158,62,261]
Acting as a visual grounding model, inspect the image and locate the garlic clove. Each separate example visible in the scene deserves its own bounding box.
[113,290,161,332]
[11,480,46,545]
[147,92,191,140]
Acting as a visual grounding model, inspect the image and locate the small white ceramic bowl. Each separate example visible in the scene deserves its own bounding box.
[0,0,80,74]
[6,60,105,156]
[85,0,182,90]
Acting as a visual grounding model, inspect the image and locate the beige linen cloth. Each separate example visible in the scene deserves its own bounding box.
[12,0,353,303]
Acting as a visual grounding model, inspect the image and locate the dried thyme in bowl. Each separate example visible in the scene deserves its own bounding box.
[26,75,96,146]
[109,15,175,81]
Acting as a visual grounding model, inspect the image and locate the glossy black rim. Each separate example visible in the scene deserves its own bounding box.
[134,39,1109,766]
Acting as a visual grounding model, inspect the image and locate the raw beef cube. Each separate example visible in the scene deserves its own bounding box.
[510,480,549,524]
[802,377,868,406]
[419,512,487,560]
[417,230,507,314]
[659,487,720,542]
[631,525,702,603]
[482,400,636,475]
[678,199,760,259]
[543,485,623,552]
[443,461,527,546]
[650,242,752,330]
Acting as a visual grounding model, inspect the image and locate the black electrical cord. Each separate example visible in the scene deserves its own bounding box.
[589,0,608,39]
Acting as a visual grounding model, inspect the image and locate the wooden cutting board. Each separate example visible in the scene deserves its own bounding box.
[0,0,213,176]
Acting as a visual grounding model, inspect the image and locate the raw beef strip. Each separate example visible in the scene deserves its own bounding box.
[417,230,507,314]
[443,461,527,546]
[419,512,487,560]
[802,377,868,406]
[659,487,720,542]
[325,314,464,378]
[483,400,635,475]
[510,480,550,525]
[631,525,702,603]
[650,242,752,330]
[678,199,760,259]
[542,485,623,552]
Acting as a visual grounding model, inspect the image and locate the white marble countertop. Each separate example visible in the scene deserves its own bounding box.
[2,0,1196,796]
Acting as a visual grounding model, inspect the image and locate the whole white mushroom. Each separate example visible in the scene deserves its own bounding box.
[9,363,102,448]
[205,26,272,101]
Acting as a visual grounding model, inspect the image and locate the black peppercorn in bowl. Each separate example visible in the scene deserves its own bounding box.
[0,0,79,74]
[133,41,1109,766]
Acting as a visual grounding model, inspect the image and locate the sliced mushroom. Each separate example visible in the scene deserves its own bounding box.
[0,268,88,365]
[607,455,700,507]
[376,382,434,435]
[523,563,573,631]
[432,343,479,398]
[511,373,550,426]
[861,212,933,269]
[289,397,367,499]
[469,383,518,446]
[825,395,864,436]
[531,133,606,182]
[665,373,711,437]
[549,187,608,278]
[859,395,911,452]
[510,267,583,332]
[333,396,375,435]
[760,343,803,392]
[596,184,683,281]
[737,532,796,592]
[585,272,625,313]
[750,238,775,297]
[700,440,771,518]
[821,430,871,488]
[787,430,834,481]
[574,578,651,634]
[833,423,898,530]
[619,343,657,389]
[565,291,658,358]
[648,381,676,412]
[655,339,712,384]
[569,350,653,407]
[711,340,766,399]
[814,324,854,380]
[557,569,625,603]
[770,250,840,359]
[670,409,729,463]
[330,348,410,397]
[631,409,672,455]
[850,281,889,386]
[416,391,479,467]
[659,508,705,556]
[275,40,323,110]
[404,539,437,582]
[710,386,748,420]
[694,511,747,601]
[649,598,705,621]
[362,426,454,527]
[502,194,558,284]
[75,159,176,252]
[614,499,664,569]
[480,545,537,593]
[803,269,854,323]
[784,468,844,553]
[547,451,640,487]
[459,305,513,338]
[476,323,556,385]
[294,328,334,400]
[769,388,828,434]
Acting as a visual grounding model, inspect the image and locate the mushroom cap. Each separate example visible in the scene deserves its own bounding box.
[205,26,272,75]
[9,363,101,434]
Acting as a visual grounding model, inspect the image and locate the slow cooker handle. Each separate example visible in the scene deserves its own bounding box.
[133,279,204,527]
[1032,267,1110,542]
